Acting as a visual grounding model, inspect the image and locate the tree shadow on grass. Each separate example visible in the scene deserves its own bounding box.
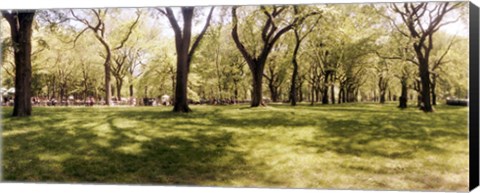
[2,111,263,185]
[59,132,252,185]
[296,109,468,159]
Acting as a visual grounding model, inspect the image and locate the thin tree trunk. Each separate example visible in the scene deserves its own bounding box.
[322,73,329,104]
[310,83,315,106]
[290,37,301,106]
[129,84,134,97]
[431,74,437,105]
[330,74,335,104]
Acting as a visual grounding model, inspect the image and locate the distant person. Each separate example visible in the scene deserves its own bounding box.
[50,98,57,106]
[90,97,95,106]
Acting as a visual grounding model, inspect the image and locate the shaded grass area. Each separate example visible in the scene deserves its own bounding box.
[1,103,469,191]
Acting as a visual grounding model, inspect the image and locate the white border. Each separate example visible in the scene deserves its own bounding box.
[0,0,466,9]
[0,0,478,193]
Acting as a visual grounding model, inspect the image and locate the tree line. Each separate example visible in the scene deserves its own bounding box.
[1,2,468,116]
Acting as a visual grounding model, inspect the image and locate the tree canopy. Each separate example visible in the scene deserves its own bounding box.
[1,2,469,114]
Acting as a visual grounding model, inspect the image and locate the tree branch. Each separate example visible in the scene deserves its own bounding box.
[187,7,214,67]
[113,10,141,50]
[231,7,255,68]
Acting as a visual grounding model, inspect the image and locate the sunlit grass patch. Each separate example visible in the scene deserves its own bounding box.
[1,103,468,191]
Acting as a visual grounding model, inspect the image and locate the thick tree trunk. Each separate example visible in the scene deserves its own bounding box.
[60,86,65,105]
[322,74,329,104]
[116,79,123,100]
[298,82,303,102]
[172,8,195,112]
[6,11,35,117]
[168,7,213,112]
[268,83,278,102]
[379,91,386,104]
[419,59,433,112]
[378,77,387,104]
[399,79,408,109]
[388,90,392,101]
[233,81,239,101]
[251,68,264,107]
[173,57,190,112]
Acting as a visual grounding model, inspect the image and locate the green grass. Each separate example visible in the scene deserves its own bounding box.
[1,103,469,191]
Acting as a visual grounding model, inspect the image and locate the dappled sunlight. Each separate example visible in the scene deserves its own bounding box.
[38,153,72,162]
[2,127,41,137]
[115,143,143,155]
[92,123,115,139]
[1,104,469,190]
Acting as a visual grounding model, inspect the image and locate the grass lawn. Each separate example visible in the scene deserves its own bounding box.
[1,103,469,191]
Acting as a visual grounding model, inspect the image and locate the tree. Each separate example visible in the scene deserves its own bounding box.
[157,7,214,112]
[1,10,36,117]
[70,9,141,106]
[264,43,289,102]
[289,6,322,106]
[390,2,463,112]
[231,6,302,107]
[429,33,457,105]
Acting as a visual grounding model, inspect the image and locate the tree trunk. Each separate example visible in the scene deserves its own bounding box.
[379,77,387,104]
[116,79,123,100]
[60,86,65,105]
[388,90,392,101]
[298,82,303,102]
[167,7,213,112]
[129,84,134,97]
[6,11,36,117]
[290,60,298,106]
[431,74,437,106]
[380,91,386,104]
[84,81,88,104]
[173,58,190,112]
[419,58,433,112]
[268,82,278,102]
[330,74,335,104]
[233,80,239,101]
[290,38,301,106]
[322,73,329,104]
[338,87,343,104]
[399,78,408,109]
[251,68,265,107]
[171,8,194,112]
[310,83,315,106]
